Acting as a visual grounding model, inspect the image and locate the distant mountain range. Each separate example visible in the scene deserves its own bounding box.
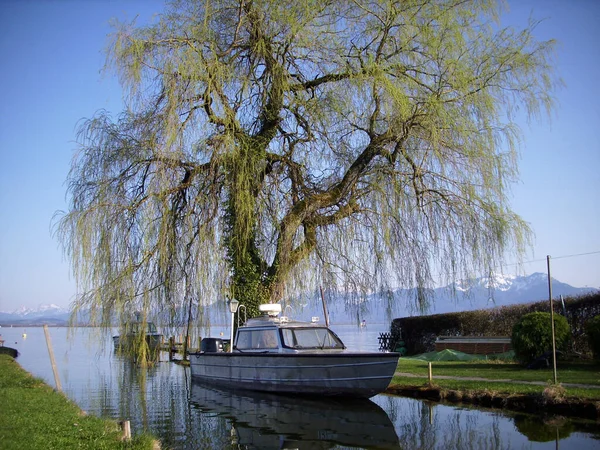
[0,273,597,326]
[425,272,597,314]
[0,304,70,326]
[297,272,598,324]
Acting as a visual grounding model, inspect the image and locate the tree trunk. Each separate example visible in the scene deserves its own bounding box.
[225,138,272,318]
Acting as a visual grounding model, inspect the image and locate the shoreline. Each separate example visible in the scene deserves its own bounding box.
[385,383,600,421]
[0,355,160,449]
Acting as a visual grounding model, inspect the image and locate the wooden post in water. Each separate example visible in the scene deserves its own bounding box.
[169,337,175,361]
[43,325,62,392]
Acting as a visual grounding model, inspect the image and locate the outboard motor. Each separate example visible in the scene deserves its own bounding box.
[201,337,224,352]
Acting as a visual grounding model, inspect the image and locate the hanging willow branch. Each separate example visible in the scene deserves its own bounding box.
[56,0,559,340]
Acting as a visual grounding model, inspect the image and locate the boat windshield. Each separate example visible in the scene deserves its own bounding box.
[281,327,345,349]
[236,329,279,350]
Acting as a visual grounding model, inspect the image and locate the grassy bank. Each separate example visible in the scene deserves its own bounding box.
[398,358,600,387]
[0,355,158,450]
[387,358,600,419]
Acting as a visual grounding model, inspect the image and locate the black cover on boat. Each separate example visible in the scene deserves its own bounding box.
[201,338,224,353]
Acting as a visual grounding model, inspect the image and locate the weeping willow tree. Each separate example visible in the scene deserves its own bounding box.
[56,0,558,335]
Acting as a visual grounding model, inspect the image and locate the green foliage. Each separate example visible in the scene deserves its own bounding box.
[56,0,560,348]
[511,312,570,364]
[584,315,600,359]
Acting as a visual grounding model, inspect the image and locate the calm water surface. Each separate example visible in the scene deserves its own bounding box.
[2,326,599,449]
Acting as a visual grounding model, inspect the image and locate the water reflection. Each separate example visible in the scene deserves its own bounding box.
[189,382,400,449]
[5,327,600,449]
[513,414,573,443]
[375,394,600,450]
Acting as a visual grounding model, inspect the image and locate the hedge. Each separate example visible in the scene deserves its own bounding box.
[390,292,600,355]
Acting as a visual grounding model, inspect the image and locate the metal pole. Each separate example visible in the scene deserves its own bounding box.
[230,310,235,353]
[547,255,558,384]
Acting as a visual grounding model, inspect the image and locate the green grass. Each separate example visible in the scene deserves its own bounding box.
[390,375,600,399]
[398,358,600,385]
[392,358,600,400]
[0,355,157,450]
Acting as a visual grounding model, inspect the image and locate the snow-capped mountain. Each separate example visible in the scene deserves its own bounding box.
[0,304,70,325]
[0,273,596,326]
[315,273,598,322]
[455,273,522,292]
[6,304,67,315]
[439,272,597,313]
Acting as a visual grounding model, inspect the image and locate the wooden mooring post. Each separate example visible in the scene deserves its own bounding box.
[428,362,433,384]
[169,337,175,362]
[43,325,62,392]
[120,420,131,441]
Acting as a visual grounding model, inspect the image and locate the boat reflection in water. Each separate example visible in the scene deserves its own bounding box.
[190,381,400,449]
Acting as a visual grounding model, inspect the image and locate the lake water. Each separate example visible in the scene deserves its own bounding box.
[1,325,599,449]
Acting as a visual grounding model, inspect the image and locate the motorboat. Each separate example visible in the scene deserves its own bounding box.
[112,318,163,357]
[189,304,399,397]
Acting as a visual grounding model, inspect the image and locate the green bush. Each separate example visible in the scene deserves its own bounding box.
[511,312,570,364]
[585,315,600,359]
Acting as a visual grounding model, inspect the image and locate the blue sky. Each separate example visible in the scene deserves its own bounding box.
[0,0,598,311]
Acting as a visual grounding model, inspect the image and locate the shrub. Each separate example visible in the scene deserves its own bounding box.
[511,312,570,364]
[585,315,600,359]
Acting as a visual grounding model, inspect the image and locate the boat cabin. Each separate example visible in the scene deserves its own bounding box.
[233,304,346,353]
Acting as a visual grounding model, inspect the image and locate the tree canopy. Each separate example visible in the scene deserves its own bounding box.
[57,0,558,327]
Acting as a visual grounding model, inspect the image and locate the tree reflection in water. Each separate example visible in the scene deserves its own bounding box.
[375,394,599,450]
